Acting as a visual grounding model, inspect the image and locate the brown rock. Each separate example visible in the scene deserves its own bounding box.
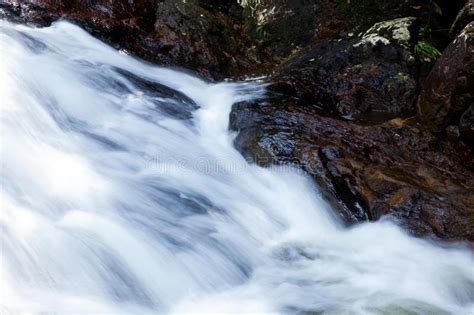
[230,19,474,242]
[266,17,419,123]
[231,94,474,241]
[417,22,474,133]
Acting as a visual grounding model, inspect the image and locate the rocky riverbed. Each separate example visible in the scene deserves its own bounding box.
[2,0,473,242]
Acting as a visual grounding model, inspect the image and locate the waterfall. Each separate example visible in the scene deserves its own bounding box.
[1,20,473,314]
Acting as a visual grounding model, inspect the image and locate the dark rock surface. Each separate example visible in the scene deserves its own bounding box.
[0,0,270,79]
[239,0,453,60]
[417,22,474,135]
[231,86,474,242]
[0,0,462,79]
[230,17,474,242]
[460,104,474,146]
[240,0,325,57]
[268,17,419,123]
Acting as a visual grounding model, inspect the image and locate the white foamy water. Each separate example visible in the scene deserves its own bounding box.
[1,20,473,315]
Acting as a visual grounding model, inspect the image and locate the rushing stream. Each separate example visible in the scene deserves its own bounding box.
[1,20,473,315]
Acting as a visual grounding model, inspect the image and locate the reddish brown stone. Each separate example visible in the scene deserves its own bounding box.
[417,22,474,133]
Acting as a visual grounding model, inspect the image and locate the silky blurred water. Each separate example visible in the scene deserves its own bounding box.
[1,20,473,315]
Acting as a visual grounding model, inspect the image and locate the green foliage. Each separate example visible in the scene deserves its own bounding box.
[414,40,442,59]
[418,25,431,38]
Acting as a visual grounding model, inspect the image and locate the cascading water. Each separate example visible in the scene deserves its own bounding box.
[1,20,473,315]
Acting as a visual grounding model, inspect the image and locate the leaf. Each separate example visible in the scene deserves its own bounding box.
[415,41,442,60]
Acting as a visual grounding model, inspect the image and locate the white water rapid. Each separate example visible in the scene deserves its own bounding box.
[1,20,473,315]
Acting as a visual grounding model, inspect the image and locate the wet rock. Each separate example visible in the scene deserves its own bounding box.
[417,22,474,133]
[231,95,474,241]
[451,0,474,36]
[115,68,199,120]
[266,17,419,123]
[230,16,474,242]
[150,0,260,79]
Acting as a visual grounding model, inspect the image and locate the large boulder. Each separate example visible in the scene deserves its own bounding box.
[267,17,419,122]
[231,87,474,242]
[417,22,474,135]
